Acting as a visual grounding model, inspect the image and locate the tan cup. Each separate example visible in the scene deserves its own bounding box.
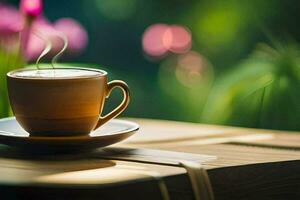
[7,67,130,137]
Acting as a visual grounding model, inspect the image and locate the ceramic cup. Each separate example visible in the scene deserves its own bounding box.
[7,67,130,137]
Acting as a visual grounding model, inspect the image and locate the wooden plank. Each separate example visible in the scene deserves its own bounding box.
[0,154,192,200]
[125,118,300,149]
[121,118,300,199]
[121,118,300,169]
[0,118,299,199]
[163,144,300,168]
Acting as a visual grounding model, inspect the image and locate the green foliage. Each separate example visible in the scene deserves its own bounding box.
[202,43,300,131]
[0,49,25,118]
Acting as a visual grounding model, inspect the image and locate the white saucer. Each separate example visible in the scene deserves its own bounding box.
[0,117,139,153]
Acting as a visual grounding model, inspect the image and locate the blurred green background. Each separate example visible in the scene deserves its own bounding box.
[1,0,300,131]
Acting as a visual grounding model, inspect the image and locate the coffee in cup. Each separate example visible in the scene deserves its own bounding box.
[7,67,130,137]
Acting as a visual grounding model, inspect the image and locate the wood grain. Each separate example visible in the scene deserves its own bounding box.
[0,118,299,199]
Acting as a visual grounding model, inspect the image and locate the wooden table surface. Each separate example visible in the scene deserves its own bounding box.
[0,118,299,200]
[125,119,300,167]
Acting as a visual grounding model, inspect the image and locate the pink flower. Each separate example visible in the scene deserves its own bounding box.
[0,1,88,61]
[0,4,23,36]
[20,0,42,17]
[0,4,23,52]
[54,18,88,53]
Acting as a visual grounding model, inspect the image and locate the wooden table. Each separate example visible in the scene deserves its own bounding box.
[0,118,299,200]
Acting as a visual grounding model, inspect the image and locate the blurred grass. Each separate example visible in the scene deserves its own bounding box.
[202,43,300,131]
[0,48,25,118]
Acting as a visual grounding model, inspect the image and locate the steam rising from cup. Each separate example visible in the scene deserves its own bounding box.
[33,30,68,69]
[25,18,88,61]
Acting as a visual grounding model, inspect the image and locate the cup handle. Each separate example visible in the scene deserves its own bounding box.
[94,80,130,130]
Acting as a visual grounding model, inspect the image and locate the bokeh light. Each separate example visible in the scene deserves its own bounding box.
[168,25,191,54]
[142,23,192,58]
[158,51,214,121]
[142,24,169,58]
[175,51,209,88]
[158,51,213,91]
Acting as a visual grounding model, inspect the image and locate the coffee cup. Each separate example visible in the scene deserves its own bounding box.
[7,67,130,137]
